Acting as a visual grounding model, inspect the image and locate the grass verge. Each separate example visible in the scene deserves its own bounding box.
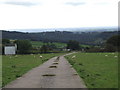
[2,53,65,87]
[65,52,118,88]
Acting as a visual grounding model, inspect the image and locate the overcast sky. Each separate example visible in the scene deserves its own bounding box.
[0,0,119,30]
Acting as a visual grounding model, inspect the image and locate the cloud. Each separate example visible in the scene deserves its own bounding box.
[65,2,86,6]
[94,2,109,5]
[4,1,39,6]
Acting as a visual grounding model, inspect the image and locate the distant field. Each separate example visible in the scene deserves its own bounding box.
[80,44,90,48]
[31,41,91,49]
[31,41,44,47]
[2,53,65,87]
[65,52,118,88]
[31,41,67,48]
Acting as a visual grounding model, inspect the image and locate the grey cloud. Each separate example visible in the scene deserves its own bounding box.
[4,1,39,6]
[65,2,86,6]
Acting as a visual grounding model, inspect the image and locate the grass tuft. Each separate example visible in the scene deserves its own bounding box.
[73,73,78,75]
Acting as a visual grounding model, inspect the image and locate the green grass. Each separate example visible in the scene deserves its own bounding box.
[31,41,44,48]
[2,53,65,87]
[65,52,118,88]
[31,41,66,48]
[52,42,67,48]
[0,55,2,88]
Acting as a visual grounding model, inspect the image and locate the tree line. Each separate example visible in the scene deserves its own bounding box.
[2,34,120,54]
[2,30,119,45]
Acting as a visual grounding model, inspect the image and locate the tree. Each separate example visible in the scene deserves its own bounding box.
[2,39,10,54]
[105,44,116,52]
[40,45,48,53]
[67,40,80,50]
[106,35,120,52]
[15,40,32,54]
[2,39,10,44]
[46,43,57,50]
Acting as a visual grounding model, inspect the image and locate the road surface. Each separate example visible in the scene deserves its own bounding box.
[4,54,86,88]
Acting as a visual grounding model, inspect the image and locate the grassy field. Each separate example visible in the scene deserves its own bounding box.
[80,44,91,48]
[2,53,66,87]
[65,52,118,88]
[0,55,2,88]
[31,41,67,48]
[31,41,44,47]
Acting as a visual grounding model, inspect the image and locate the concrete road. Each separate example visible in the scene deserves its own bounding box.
[4,54,86,88]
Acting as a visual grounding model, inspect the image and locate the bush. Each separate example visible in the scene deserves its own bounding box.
[15,40,32,54]
[67,40,80,50]
[106,35,120,52]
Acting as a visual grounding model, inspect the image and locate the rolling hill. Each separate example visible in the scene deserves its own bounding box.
[2,30,119,45]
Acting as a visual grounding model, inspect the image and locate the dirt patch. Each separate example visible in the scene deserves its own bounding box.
[52,62,59,65]
[42,74,56,76]
[53,57,60,62]
[49,66,57,68]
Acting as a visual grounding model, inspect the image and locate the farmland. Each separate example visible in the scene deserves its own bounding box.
[31,41,67,48]
[0,55,2,87]
[65,52,118,88]
[31,41,44,47]
[2,53,66,87]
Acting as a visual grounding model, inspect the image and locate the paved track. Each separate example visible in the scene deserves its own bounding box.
[4,54,86,88]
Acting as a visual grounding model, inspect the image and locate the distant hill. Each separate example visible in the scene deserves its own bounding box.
[2,30,119,45]
[5,26,117,33]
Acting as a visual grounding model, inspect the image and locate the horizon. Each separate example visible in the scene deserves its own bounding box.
[1,26,118,33]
